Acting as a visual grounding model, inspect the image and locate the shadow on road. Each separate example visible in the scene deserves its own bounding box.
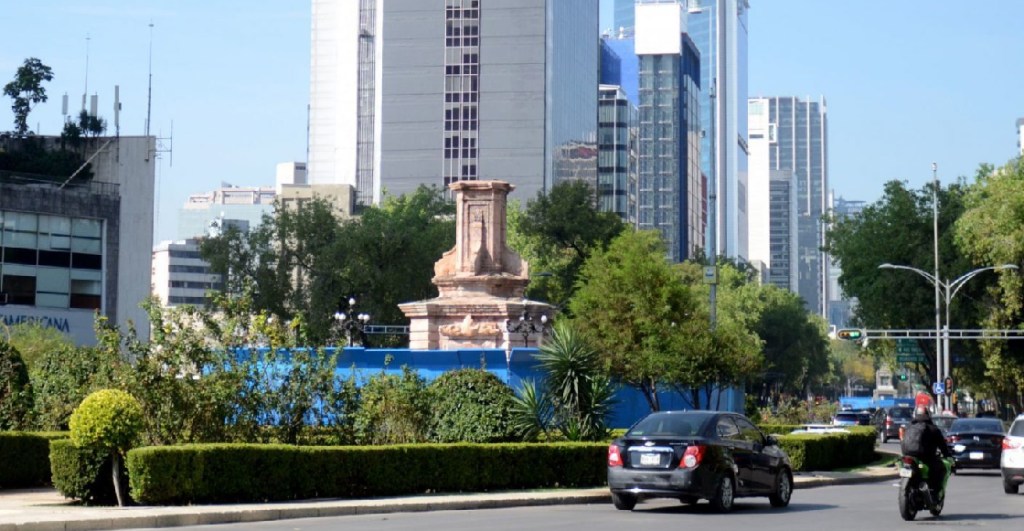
[640,502,836,515]
[924,513,1024,522]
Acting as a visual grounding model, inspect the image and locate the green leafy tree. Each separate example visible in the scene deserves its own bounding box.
[69,389,143,506]
[568,230,701,410]
[954,158,1024,409]
[333,185,455,330]
[752,285,831,397]
[825,179,982,390]
[427,368,517,443]
[6,321,72,371]
[0,340,33,430]
[3,57,53,136]
[511,180,626,312]
[29,344,119,431]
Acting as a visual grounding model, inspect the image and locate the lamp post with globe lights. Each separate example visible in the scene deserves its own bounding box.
[334,297,370,347]
[505,310,549,349]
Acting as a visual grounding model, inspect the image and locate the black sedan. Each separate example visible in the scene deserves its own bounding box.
[946,417,1006,471]
[607,410,793,512]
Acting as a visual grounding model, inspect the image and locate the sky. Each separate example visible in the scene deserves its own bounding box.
[2,1,1023,246]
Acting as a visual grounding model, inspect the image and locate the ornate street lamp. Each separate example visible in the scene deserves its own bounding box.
[505,310,549,348]
[334,297,370,347]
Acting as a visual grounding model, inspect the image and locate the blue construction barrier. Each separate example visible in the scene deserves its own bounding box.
[232,346,745,429]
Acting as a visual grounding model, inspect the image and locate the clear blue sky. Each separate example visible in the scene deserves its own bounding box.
[2,1,1022,245]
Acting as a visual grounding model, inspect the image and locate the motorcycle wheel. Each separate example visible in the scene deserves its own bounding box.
[929,493,944,517]
[898,480,917,521]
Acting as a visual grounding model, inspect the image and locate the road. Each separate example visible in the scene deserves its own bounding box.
[135,470,1024,531]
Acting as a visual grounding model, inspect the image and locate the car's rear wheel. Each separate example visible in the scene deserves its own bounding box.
[769,468,793,508]
[611,491,637,511]
[710,474,735,512]
[1004,479,1019,494]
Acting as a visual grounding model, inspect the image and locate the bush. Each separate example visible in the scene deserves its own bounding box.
[775,427,876,471]
[0,432,56,488]
[49,438,120,505]
[355,366,429,445]
[427,369,517,443]
[69,389,144,453]
[29,344,119,431]
[0,341,33,430]
[127,442,607,505]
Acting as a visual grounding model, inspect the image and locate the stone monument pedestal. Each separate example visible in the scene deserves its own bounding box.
[399,181,553,350]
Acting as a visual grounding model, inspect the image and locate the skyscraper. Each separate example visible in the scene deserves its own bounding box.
[597,85,637,221]
[309,0,599,206]
[827,196,865,328]
[617,0,749,261]
[747,96,829,317]
[635,1,703,262]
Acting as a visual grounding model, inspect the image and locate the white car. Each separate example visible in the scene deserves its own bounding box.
[1002,414,1024,494]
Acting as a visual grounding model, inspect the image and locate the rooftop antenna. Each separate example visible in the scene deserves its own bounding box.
[145,21,154,138]
[82,33,90,112]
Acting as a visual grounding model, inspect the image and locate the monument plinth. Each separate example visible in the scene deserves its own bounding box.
[399,181,553,350]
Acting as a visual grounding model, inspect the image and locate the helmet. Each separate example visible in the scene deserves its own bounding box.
[913,406,931,422]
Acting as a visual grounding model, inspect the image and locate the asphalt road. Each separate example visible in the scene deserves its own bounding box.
[135,470,1024,531]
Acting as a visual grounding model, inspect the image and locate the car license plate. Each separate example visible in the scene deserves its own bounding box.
[970,452,984,460]
[640,453,661,466]
[899,467,913,478]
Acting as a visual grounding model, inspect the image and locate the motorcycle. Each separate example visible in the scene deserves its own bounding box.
[897,455,953,520]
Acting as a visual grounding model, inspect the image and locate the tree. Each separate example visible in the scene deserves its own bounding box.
[69,389,143,506]
[752,285,831,398]
[511,180,626,312]
[0,340,33,430]
[29,344,119,431]
[568,230,701,411]
[6,321,73,371]
[954,158,1024,409]
[825,179,983,391]
[4,58,53,136]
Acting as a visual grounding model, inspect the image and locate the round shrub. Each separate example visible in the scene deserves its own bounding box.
[427,368,517,443]
[0,340,33,430]
[69,389,144,454]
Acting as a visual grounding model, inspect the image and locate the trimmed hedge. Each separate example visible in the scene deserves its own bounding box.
[127,442,607,505]
[49,438,122,505]
[0,432,65,488]
[775,428,877,471]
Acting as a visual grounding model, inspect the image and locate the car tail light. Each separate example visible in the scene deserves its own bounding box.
[608,445,623,467]
[681,445,705,468]
[947,435,959,444]
[1004,438,1022,450]
[886,416,893,428]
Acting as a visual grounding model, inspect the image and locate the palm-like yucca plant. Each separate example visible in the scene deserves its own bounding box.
[533,321,615,441]
[509,379,554,441]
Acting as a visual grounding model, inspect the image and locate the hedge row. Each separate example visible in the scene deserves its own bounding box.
[126,442,607,505]
[49,438,121,505]
[775,428,877,471]
[0,432,66,488]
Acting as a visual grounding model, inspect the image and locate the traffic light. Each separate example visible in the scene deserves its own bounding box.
[836,329,864,341]
[899,372,908,381]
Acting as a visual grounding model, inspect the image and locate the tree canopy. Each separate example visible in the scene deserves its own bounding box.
[4,58,53,136]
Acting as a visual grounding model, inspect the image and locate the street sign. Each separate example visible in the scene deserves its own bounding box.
[896,354,926,363]
[703,266,717,284]
[896,338,924,355]
[932,381,945,395]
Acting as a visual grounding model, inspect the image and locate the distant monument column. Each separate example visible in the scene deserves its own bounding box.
[399,181,553,350]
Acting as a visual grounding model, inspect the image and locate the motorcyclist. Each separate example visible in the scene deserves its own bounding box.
[901,406,954,498]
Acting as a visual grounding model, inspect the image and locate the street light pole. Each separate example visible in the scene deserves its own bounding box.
[931,163,942,409]
[878,263,1018,410]
[333,297,370,347]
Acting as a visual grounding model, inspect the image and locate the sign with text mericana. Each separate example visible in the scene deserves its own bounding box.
[0,306,98,346]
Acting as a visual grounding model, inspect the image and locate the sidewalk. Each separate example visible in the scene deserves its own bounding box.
[0,465,898,531]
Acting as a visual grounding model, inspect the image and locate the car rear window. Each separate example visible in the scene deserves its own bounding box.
[1011,421,1024,437]
[890,408,913,419]
[950,419,1004,433]
[628,412,714,437]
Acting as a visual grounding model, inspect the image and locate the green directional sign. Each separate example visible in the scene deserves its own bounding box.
[896,339,924,355]
[896,354,926,363]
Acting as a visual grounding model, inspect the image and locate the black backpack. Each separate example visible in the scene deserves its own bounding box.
[901,422,928,457]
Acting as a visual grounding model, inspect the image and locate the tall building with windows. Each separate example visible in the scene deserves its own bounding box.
[0,136,155,345]
[634,1,703,262]
[617,0,749,260]
[597,85,637,221]
[747,96,829,317]
[827,195,865,328]
[309,0,599,206]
